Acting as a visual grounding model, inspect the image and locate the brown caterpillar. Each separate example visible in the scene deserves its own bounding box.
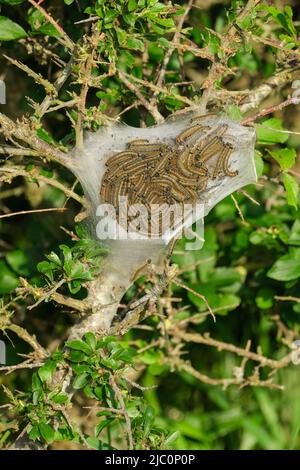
[100,117,238,236]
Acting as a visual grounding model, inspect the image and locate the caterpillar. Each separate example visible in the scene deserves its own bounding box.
[100,116,239,236]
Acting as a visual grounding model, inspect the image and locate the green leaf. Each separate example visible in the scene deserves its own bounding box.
[151,17,174,28]
[28,9,60,38]
[39,167,53,178]
[123,13,136,27]
[208,267,241,288]
[148,363,168,376]
[250,226,288,248]
[2,0,25,4]
[125,36,144,51]
[216,293,241,314]
[46,252,62,266]
[99,357,119,370]
[94,386,104,400]
[71,364,91,375]
[66,340,92,355]
[96,336,116,349]
[157,37,171,48]
[85,332,97,349]
[37,260,55,282]
[50,393,69,405]
[256,118,288,145]
[255,287,274,310]
[165,431,180,446]
[28,425,40,441]
[126,402,140,418]
[95,418,114,437]
[83,384,96,399]
[139,349,160,365]
[283,173,299,209]
[38,422,55,443]
[38,360,56,383]
[262,5,297,39]
[255,152,264,178]
[111,347,136,363]
[116,28,127,46]
[0,16,27,41]
[104,9,118,26]
[187,282,240,314]
[143,405,155,437]
[289,220,300,246]
[269,148,296,170]
[128,0,137,12]
[268,254,300,281]
[60,244,73,275]
[86,436,103,450]
[70,262,93,281]
[68,280,83,294]
[73,373,90,390]
[6,249,32,276]
[36,128,55,145]
[293,303,300,314]
[284,5,297,37]
[32,372,42,392]
[69,350,89,362]
[0,260,19,293]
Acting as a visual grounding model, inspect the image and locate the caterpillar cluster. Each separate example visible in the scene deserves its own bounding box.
[100,115,238,235]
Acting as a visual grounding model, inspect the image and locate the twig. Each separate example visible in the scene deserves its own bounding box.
[118,71,164,124]
[36,57,74,118]
[275,296,300,303]
[0,112,69,165]
[75,29,101,149]
[151,0,194,104]
[18,277,88,313]
[0,362,44,374]
[178,304,240,325]
[175,359,242,388]
[237,189,260,206]
[173,331,295,370]
[109,375,134,450]
[241,96,300,125]
[28,278,66,310]
[0,147,40,157]
[177,257,214,275]
[0,166,87,207]
[199,0,261,108]
[74,16,100,25]
[28,0,74,50]
[83,406,124,416]
[4,323,46,358]
[172,278,216,322]
[239,66,300,113]
[121,72,193,106]
[230,194,247,224]
[123,376,157,391]
[4,55,57,96]
[44,99,77,114]
[251,34,300,59]
[0,207,68,220]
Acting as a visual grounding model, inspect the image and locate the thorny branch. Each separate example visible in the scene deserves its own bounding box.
[150,0,195,106]
[0,112,69,165]
[28,0,74,50]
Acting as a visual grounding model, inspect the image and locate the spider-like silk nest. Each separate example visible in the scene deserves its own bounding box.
[66,112,256,284]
